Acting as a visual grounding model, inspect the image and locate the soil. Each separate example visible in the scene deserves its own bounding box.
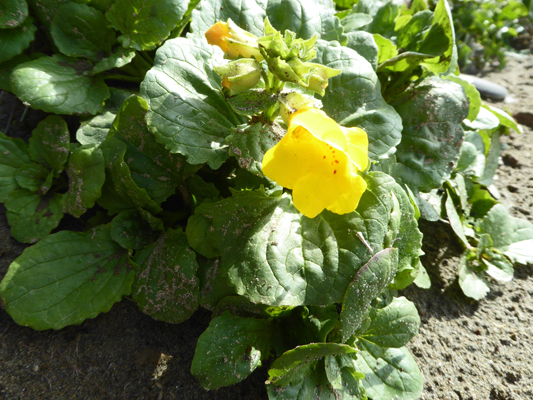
[1,55,533,400]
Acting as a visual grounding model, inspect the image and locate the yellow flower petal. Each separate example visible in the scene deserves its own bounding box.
[326,171,367,215]
[342,126,369,171]
[205,21,230,53]
[262,107,369,218]
[289,107,347,151]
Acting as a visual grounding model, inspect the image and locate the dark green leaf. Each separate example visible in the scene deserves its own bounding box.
[11,55,110,115]
[0,226,136,330]
[191,311,272,389]
[98,136,162,215]
[5,189,63,243]
[110,209,160,250]
[132,228,199,323]
[315,40,403,161]
[76,88,134,146]
[340,248,398,342]
[51,3,116,61]
[225,89,279,116]
[445,190,470,249]
[391,77,469,192]
[106,0,189,51]
[15,163,49,193]
[0,0,28,28]
[141,35,244,169]
[354,341,423,399]
[0,131,31,201]
[28,115,70,173]
[268,343,357,387]
[187,172,401,307]
[62,144,105,217]
[359,297,420,348]
[446,75,481,122]
[106,95,197,204]
[345,31,378,70]
[191,0,335,40]
[0,16,36,64]
[92,47,136,74]
[227,121,284,175]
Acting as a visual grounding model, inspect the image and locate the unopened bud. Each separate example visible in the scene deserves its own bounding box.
[214,59,262,95]
[205,19,263,61]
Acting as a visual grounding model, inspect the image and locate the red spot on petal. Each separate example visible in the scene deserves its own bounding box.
[334,170,337,174]
[332,151,335,153]
[323,156,326,159]
[335,160,339,164]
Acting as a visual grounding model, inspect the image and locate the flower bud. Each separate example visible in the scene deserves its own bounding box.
[214,59,262,95]
[304,63,342,96]
[205,19,263,61]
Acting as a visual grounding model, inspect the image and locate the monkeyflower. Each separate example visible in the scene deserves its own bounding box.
[262,107,368,218]
[205,19,264,61]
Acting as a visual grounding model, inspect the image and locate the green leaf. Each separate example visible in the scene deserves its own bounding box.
[354,0,400,38]
[341,12,373,32]
[141,35,244,169]
[0,16,36,64]
[191,311,272,389]
[345,31,379,70]
[97,136,162,215]
[5,189,64,243]
[340,248,398,342]
[191,0,335,39]
[92,47,136,74]
[51,3,116,61]
[480,131,501,186]
[62,144,105,217]
[463,106,500,131]
[445,75,481,122]
[483,104,522,135]
[354,341,423,400]
[15,163,49,193]
[0,131,31,201]
[268,343,357,387]
[0,227,136,330]
[106,95,197,204]
[482,253,514,282]
[187,172,401,307]
[110,209,160,250]
[373,33,398,64]
[445,190,470,249]
[458,255,489,300]
[11,55,110,115]
[419,0,456,74]
[132,228,199,323]
[477,204,533,264]
[26,0,68,29]
[76,88,134,146]
[186,174,220,207]
[106,0,189,50]
[227,121,284,175]
[0,0,28,28]
[391,77,469,192]
[28,115,70,173]
[359,297,420,348]
[314,40,403,161]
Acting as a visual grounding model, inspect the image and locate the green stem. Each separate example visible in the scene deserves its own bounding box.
[138,51,154,67]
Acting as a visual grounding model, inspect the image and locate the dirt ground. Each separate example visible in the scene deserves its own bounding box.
[1,55,533,400]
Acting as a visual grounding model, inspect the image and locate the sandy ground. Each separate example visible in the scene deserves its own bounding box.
[1,55,533,400]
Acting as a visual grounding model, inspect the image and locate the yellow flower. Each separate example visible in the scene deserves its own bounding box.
[205,20,264,61]
[262,107,368,218]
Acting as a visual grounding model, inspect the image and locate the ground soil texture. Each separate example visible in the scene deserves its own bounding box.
[1,56,533,400]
